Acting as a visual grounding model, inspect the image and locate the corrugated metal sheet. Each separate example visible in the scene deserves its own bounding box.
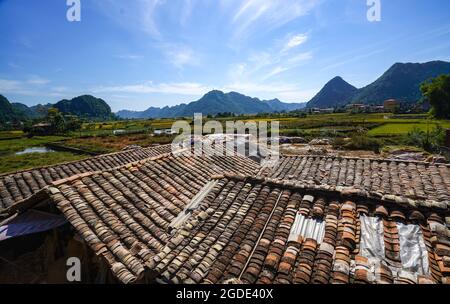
[289,213,325,243]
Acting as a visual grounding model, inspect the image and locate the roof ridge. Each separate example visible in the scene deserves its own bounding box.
[0,144,173,177]
[216,174,449,212]
[50,150,180,187]
[280,154,450,167]
[0,150,186,217]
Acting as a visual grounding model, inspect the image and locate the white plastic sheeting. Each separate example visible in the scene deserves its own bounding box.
[359,215,386,261]
[289,213,325,243]
[397,222,430,275]
[359,215,430,281]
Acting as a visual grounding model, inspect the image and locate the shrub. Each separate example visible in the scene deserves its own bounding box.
[406,124,445,152]
[346,132,382,153]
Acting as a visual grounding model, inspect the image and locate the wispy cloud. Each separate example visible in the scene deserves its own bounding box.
[230,0,319,41]
[167,47,197,69]
[92,81,212,96]
[321,48,387,71]
[229,32,313,83]
[93,78,315,104]
[180,0,195,26]
[0,77,69,98]
[0,79,22,92]
[95,0,164,39]
[114,54,144,60]
[8,62,22,69]
[282,33,309,53]
[27,75,50,85]
[223,81,316,102]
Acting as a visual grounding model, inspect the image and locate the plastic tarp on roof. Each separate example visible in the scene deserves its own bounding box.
[360,215,385,261]
[0,210,67,241]
[397,222,429,275]
[359,215,430,281]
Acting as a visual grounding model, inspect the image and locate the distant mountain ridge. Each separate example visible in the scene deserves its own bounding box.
[307,60,450,108]
[117,90,306,119]
[306,77,357,108]
[350,61,450,104]
[0,95,16,122]
[54,95,113,119]
[0,95,113,123]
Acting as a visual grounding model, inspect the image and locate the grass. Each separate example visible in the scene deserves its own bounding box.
[61,134,176,154]
[0,135,83,174]
[0,152,86,174]
[0,136,69,154]
[368,121,450,136]
[0,113,448,173]
[0,130,25,140]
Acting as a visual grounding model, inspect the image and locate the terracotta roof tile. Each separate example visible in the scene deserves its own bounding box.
[151,175,449,284]
[260,156,450,205]
[0,145,174,210]
[1,154,258,283]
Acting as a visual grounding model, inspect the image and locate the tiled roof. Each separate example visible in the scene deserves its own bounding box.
[259,155,450,204]
[149,175,450,284]
[0,145,172,210]
[2,154,259,284]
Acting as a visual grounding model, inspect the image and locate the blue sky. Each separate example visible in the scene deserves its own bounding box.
[1,0,450,112]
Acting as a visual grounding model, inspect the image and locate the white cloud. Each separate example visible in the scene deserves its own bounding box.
[51,86,69,93]
[223,81,315,102]
[27,76,50,85]
[115,54,144,60]
[282,33,308,53]
[0,78,72,98]
[95,0,164,38]
[160,44,201,69]
[92,81,212,96]
[180,0,195,26]
[287,51,313,64]
[0,78,40,96]
[0,79,22,92]
[170,48,195,69]
[230,0,319,40]
[92,79,315,103]
[264,66,290,80]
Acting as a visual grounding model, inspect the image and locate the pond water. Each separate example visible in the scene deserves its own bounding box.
[15,147,55,155]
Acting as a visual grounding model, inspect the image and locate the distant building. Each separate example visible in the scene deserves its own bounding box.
[346,104,366,113]
[311,108,334,114]
[113,129,126,135]
[154,128,176,135]
[30,123,52,135]
[383,99,399,112]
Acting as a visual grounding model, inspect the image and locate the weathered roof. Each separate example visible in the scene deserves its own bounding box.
[149,175,449,284]
[1,154,259,283]
[1,145,449,284]
[0,145,173,210]
[259,155,450,204]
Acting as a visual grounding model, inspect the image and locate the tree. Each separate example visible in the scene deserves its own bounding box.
[47,108,66,134]
[420,74,450,119]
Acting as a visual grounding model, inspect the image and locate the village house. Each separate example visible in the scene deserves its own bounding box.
[0,141,448,284]
[384,99,400,112]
